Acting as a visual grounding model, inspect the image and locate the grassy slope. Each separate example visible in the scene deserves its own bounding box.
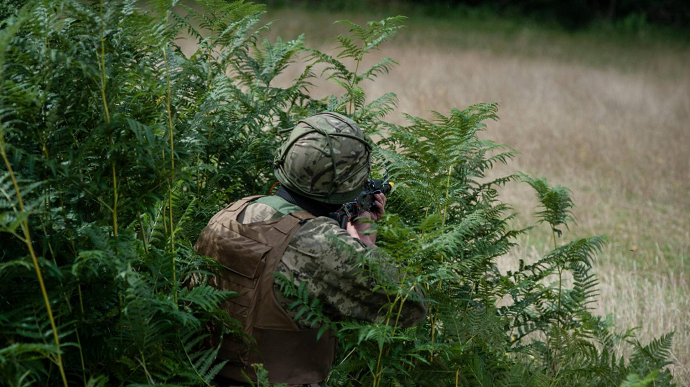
[258,7,690,383]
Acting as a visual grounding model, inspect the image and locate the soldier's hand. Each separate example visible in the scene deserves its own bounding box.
[345,193,386,247]
[346,212,376,248]
[367,193,386,222]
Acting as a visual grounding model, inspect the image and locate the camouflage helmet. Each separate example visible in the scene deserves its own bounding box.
[274,112,371,204]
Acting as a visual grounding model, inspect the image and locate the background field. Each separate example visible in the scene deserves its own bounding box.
[242,7,690,383]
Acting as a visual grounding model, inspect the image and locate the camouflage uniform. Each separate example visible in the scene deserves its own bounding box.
[237,196,428,329]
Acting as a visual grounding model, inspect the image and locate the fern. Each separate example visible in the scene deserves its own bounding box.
[0,1,679,386]
[521,174,575,238]
[274,272,335,340]
[178,331,228,386]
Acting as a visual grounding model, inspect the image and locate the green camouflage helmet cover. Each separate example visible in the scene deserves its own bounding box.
[274,112,371,204]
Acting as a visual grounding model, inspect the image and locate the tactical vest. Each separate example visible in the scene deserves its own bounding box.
[194,196,337,385]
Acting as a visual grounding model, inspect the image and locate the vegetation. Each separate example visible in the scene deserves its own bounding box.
[261,0,690,33]
[0,1,680,386]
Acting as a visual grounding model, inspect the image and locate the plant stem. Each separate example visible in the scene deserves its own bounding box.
[349,58,360,115]
[373,272,408,387]
[551,227,563,374]
[111,150,118,237]
[98,0,118,237]
[57,191,88,386]
[391,293,409,333]
[206,27,214,90]
[77,283,85,315]
[442,165,453,227]
[373,299,398,387]
[98,17,110,123]
[557,267,563,324]
[431,166,453,362]
[0,126,68,387]
[181,335,214,387]
[203,31,213,187]
[196,153,201,202]
[75,328,87,386]
[373,347,384,387]
[163,47,177,301]
[553,229,562,324]
[139,351,154,384]
[138,211,149,254]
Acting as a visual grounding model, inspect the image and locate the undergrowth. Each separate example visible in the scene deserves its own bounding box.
[0,0,678,386]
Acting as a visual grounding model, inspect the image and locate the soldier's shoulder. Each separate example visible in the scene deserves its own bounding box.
[298,216,346,236]
[237,202,278,224]
[292,216,367,251]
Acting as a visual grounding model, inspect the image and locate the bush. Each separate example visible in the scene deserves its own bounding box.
[0,1,678,386]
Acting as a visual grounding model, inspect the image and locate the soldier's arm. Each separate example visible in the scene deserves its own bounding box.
[281,217,427,328]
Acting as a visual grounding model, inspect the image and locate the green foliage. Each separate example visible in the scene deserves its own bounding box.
[0,0,318,384]
[275,272,335,340]
[179,331,228,386]
[521,174,574,238]
[0,1,678,387]
[309,15,404,120]
[246,364,288,387]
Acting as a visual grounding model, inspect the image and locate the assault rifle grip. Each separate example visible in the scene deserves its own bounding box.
[330,179,392,229]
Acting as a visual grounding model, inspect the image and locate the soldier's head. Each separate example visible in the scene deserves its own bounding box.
[274,112,371,205]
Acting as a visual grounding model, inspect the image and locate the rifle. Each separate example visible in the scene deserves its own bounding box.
[330,178,393,229]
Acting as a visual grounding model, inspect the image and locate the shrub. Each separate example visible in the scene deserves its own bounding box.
[0,1,677,386]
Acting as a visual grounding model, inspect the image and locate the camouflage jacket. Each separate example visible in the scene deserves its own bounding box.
[236,196,427,329]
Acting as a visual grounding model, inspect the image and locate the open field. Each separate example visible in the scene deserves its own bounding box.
[179,7,690,383]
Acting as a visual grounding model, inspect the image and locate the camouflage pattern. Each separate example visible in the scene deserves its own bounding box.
[239,197,428,329]
[274,112,371,204]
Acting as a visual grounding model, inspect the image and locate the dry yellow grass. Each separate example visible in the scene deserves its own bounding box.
[373,43,690,381]
[182,8,690,383]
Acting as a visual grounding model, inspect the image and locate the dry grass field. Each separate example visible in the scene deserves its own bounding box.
[181,8,690,383]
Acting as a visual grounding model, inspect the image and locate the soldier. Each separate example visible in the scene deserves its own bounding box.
[195,112,427,386]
